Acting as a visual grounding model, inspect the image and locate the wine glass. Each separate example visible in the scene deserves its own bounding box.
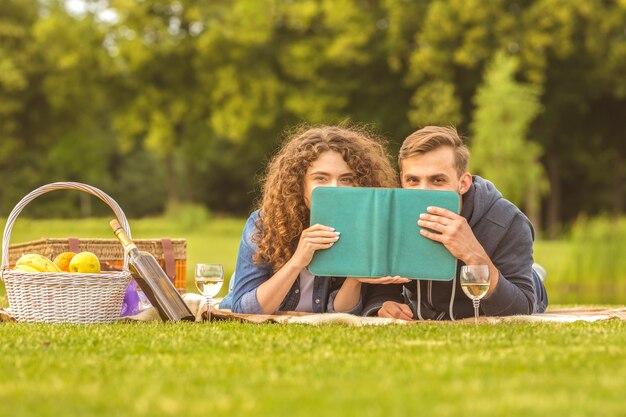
[460,265,491,324]
[195,263,224,321]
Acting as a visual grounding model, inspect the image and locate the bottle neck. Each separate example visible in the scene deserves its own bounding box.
[113,228,139,253]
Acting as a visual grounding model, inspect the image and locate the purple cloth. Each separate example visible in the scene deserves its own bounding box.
[120,280,141,317]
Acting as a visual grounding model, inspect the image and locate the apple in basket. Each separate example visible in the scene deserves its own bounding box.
[69,251,101,273]
[53,252,76,272]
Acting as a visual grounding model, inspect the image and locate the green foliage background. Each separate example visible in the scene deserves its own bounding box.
[1,0,626,235]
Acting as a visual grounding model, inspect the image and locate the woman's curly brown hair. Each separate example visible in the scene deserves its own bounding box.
[253,125,398,272]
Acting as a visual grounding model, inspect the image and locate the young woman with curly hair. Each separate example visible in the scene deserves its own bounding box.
[221,125,408,315]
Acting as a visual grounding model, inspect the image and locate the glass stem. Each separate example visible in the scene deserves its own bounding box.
[472,298,480,324]
[206,297,212,322]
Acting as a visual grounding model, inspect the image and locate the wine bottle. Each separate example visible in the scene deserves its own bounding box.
[110,219,195,322]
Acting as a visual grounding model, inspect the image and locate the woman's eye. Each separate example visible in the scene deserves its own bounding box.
[341,177,354,184]
[314,176,327,182]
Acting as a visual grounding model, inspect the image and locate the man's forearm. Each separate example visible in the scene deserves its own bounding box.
[481,271,535,315]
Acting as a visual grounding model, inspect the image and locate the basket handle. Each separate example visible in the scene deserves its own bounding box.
[1,182,132,272]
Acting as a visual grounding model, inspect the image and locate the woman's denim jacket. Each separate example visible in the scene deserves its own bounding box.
[224,211,364,314]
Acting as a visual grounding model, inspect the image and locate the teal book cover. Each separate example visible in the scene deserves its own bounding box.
[309,187,460,280]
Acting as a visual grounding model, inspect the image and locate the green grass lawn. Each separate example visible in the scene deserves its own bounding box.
[1,320,624,417]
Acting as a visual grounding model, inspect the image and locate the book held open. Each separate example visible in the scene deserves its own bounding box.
[309,187,460,280]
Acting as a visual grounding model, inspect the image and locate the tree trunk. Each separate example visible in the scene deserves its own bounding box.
[165,153,179,205]
[546,152,561,239]
[612,152,623,219]
[525,176,542,239]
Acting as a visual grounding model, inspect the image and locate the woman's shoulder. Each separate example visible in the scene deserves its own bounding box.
[245,210,261,227]
[241,210,262,245]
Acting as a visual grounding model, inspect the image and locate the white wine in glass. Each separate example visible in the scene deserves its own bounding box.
[195,264,224,321]
[460,265,490,324]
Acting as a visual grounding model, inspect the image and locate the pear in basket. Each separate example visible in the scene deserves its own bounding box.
[15,254,62,272]
[53,252,76,272]
[69,251,101,273]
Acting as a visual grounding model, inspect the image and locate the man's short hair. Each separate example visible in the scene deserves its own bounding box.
[399,126,470,177]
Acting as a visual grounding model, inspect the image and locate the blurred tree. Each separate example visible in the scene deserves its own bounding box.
[470,52,546,229]
[521,0,626,236]
[31,2,118,216]
[106,0,207,205]
[403,0,518,126]
[0,0,119,217]
[1,0,625,229]
[110,148,168,217]
[107,0,409,210]
[0,0,39,212]
[395,0,626,236]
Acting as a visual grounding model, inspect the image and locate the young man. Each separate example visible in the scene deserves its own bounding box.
[362,126,548,320]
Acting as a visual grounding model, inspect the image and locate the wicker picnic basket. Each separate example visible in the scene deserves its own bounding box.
[8,238,187,291]
[1,182,132,323]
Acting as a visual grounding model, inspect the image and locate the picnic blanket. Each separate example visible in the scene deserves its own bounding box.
[1,294,625,324]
